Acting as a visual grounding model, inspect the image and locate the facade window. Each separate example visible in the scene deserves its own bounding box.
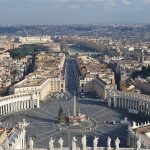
[61,84,63,88]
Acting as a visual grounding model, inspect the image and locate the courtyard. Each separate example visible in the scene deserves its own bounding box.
[0,97,149,148]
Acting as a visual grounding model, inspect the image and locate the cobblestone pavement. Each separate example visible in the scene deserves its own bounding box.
[1,97,149,148]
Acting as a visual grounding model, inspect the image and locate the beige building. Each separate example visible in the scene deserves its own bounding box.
[93,77,117,99]
[78,55,116,99]
[79,77,94,93]
[13,52,66,101]
[13,75,65,101]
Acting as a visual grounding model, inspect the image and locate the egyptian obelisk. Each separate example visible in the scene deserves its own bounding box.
[73,92,77,116]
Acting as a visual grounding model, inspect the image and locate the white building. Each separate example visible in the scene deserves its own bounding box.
[19,36,52,44]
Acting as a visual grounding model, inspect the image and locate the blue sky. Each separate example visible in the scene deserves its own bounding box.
[0,0,150,25]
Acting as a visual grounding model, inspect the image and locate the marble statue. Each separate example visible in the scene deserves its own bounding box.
[93,136,99,150]
[115,137,120,149]
[107,137,111,148]
[0,146,3,150]
[124,117,127,123]
[137,138,141,149]
[22,119,29,129]
[58,137,64,149]
[81,135,87,149]
[72,136,77,150]
[3,138,10,150]
[29,138,34,149]
[49,137,55,150]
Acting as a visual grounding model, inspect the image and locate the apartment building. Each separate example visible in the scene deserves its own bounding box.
[78,55,116,99]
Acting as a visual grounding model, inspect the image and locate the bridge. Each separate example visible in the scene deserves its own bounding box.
[69,51,102,55]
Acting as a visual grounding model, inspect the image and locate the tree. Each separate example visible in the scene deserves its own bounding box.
[58,105,65,124]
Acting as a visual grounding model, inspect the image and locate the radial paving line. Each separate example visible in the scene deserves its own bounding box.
[34,124,70,144]
[94,128,107,134]
[40,108,57,117]
[34,130,63,143]
[89,108,107,118]
[30,122,53,124]
[28,109,52,119]
[94,110,113,119]
[43,105,72,109]
[35,129,57,138]
[28,126,53,128]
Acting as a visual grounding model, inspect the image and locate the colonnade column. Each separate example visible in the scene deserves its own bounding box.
[138,101,141,112]
[145,103,148,114]
[134,101,137,110]
[118,98,120,107]
[108,97,112,107]
[36,99,40,108]
[0,106,2,115]
[27,100,30,109]
[2,106,4,115]
[8,104,10,113]
[19,101,20,110]
[113,97,116,107]
[30,99,33,108]
[23,101,26,109]
[121,98,123,108]
[124,99,126,108]
[17,102,19,110]
[21,101,23,110]
[10,103,12,112]
[11,103,14,112]
[5,105,7,114]
[14,102,16,111]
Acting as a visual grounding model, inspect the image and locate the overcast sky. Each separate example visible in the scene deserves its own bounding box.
[0,0,150,25]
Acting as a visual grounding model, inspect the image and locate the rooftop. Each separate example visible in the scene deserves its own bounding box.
[133,125,150,146]
[15,77,47,88]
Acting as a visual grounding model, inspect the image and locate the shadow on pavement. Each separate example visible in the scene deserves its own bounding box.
[21,114,56,123]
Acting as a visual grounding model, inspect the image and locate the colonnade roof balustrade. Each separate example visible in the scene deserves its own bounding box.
[26,134,144,150]
[0,94,32,102]
[110,91,150,102]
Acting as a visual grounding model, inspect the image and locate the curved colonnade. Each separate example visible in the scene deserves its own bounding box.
[0,94,39,116]
[108,91,150,115]
[0,90,149,118]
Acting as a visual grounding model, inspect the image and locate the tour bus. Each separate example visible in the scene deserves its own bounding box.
[128,109,138,114]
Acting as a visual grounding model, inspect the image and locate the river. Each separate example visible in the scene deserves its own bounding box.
[68,45,102,56]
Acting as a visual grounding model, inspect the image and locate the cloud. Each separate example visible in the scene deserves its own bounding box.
[67,4,79,9]
[144,0,150,4]
[121,0,131,6]
[0,0,129,6]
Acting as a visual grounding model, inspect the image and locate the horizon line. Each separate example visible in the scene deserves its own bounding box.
[0,23,150,26]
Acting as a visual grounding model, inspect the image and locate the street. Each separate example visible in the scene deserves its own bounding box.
[65,57,79,96]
